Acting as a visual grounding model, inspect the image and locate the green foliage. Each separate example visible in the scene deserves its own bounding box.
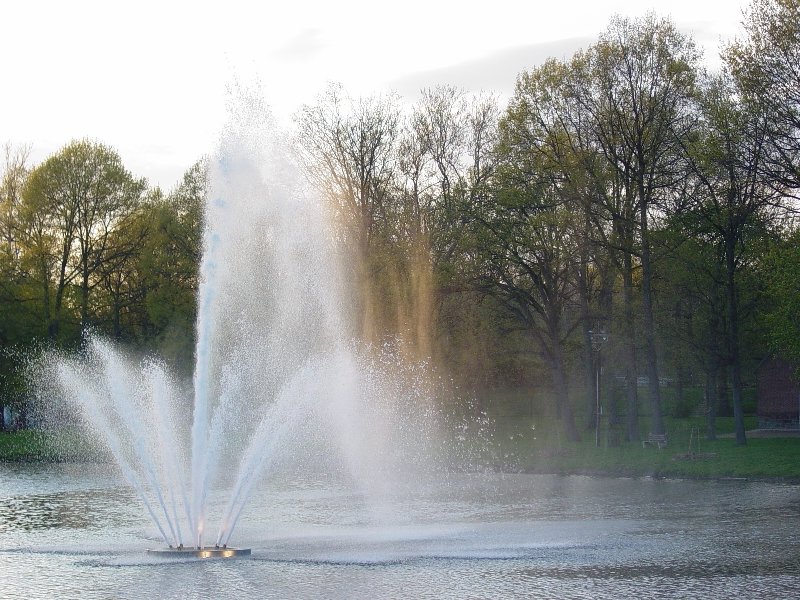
[2,3,800,455]
[726,0,800,188]
[762,228,800,367]
[137,162,204,371]
[0,430,50,461]
[0,429,104,461]
[19,139,147,342]
[0,147,205,422]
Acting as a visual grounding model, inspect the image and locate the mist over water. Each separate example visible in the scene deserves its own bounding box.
[36,92,452,549]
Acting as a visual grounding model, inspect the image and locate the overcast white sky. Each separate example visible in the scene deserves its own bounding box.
[1,0,749,191]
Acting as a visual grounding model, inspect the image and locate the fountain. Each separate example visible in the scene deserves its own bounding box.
[9,95,800,597]
[40,92,448,558]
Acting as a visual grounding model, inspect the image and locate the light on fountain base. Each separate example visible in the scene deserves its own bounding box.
[147,545,251,558]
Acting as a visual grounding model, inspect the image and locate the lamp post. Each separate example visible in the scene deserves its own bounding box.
[589,329,609,448]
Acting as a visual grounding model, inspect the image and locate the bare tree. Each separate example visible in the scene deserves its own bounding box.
[0,143,31,265]
[295,84,401,341]
[727,0,800,193]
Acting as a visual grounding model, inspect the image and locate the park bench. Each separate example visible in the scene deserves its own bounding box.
[642,433,668,449]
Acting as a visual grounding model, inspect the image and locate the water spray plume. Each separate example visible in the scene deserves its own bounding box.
[38,90,454,555]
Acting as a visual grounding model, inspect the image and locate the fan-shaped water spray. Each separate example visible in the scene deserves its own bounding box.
[39,93,451,552]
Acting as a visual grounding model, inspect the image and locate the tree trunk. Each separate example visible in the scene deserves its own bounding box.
[51,270,67,342]
[705,310,721,440]
[81,268,90,332]
[725,235,747,445]
[113,294,122,339]
[550,317,580,442]
[583,327,595,430]
[717,372,732,417]
[621,251,639,441]
[579,278,595,429]
[640,203,665,436]
[552,358,580,442]
[705,361,718,441]
[39,259,55,340]
[577,228,596,431]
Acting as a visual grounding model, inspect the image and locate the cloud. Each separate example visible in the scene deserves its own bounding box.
[674,17,741,68]
[273,28,327,61]
[389,37,595,98]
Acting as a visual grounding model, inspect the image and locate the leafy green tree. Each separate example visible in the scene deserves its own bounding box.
[473,122,585,440]
[576,14,700,437]
[139,162,204,371]
[762,227,800,368]
[20,140,146,339]
[681,72,785,445]
[94,200,151,340]
[0,145,36,430]
[501,57,616,435]
[654,217,728,439]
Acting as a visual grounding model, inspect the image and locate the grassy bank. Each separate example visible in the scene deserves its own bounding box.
[4,416,799,482]
[0,429,103,462]
[490,415,800,481]
[471,385,799,481]
[0,430,55,461]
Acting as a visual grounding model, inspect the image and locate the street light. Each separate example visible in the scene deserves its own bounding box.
[589,329,609,448]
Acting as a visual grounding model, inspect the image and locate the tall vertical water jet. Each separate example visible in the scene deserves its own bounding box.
[185,89,343,549]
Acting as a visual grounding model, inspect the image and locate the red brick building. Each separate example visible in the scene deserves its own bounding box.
[757,358,800,429]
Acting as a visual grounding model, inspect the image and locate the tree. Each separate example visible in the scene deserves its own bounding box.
[471,96,587,440]
[654,216,729,439]
[399,86,499,361]
[763,227,800,367]
[139,161,204,370]
[576,14,700,437]
[501,57,615,435]
[680,71,785,445]
[20,140,146,339]
[406,87,499,265]
[295,84,401,342]
[94,200,151,340]
[727,0,800,192]
[0,144,33,430]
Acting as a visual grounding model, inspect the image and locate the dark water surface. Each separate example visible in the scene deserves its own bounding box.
[1,463,799,599]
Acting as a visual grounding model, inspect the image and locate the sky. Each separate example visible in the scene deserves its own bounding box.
[1,0,750,191]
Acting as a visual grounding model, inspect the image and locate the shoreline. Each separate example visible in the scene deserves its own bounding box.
[513,465,800,485]
[3,428,800,484]
[3,455,799,486]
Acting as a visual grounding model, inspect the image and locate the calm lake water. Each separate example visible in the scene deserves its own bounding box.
[1,463,799,599]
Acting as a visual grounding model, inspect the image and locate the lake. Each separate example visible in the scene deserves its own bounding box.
[1,463,799,599]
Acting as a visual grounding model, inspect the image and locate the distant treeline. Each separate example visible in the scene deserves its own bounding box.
[1,1,799,445]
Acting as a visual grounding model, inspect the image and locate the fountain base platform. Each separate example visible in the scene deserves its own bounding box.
[147,546,251,558]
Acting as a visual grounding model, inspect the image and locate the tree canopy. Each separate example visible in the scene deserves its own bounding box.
[2,1,799,444]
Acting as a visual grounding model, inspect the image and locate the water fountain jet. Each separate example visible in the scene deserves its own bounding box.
[39,91,450,559]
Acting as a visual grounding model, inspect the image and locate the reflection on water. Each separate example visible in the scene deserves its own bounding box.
[1,464,799,599]
[0,488,137,532]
